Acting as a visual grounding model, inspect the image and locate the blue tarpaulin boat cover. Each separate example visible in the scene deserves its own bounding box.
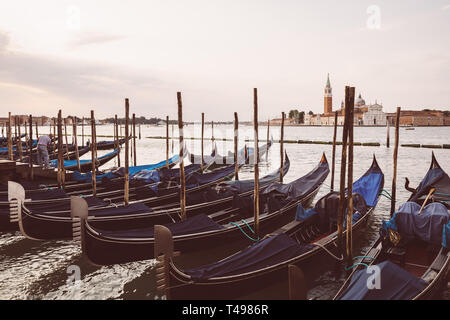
[383,202,449,247]
[72,154,181,182]
[97,214,224,239]
[185,234,313,281]
[50,150,117,168]
[339,261,428,300]
[352,171,384,207]
[262,157,329,201]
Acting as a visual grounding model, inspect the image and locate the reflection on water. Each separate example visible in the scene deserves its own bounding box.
[1,125,449,300]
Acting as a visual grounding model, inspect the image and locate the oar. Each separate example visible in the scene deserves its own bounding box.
[418,187,436,214]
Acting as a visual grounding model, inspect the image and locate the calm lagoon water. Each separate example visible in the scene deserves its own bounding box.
[1,124,449,299]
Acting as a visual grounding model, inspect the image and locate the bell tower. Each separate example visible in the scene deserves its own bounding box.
[324,73,333,114]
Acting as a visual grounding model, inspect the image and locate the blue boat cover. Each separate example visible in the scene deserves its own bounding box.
[352,172,384,207]
[185,234,313,281]
[339,261,428,300]
[71,154,180,182]
[262,157,329,201]
[50,150,117,168]
[97,214,224,238]
[382,202,450,247]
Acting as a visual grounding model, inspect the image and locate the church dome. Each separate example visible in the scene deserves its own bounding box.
[355,94,366,107]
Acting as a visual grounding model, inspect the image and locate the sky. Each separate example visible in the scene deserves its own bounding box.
[0,0,449,121]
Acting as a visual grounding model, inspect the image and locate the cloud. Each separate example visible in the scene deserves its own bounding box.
[68,31,127,48]
[0,31,10,52]
[442,4,450,10]
[0,31,169,117]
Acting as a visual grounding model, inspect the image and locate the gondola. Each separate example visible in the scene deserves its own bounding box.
[7,154,280,238]
[49,150,118,173]
[70,153,329,266]
[332,202,449,300]
[1,158,195,233]
[188,140,273,169]
[330,153,450,300]
[95,138,128,150]
[153,155,383,300]
[405,152,450,209]
[21,145,91,163]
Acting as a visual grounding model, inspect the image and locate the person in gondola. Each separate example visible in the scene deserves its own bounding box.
[37,133,53,168]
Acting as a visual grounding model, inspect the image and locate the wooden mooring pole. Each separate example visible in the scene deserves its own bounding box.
[124,99,130,205]
[7,112,13,161]
[390,107,401,216]
[234,112,239,181]
[90,111,97,196]
[166,116,170,168]
[177,92,187,221]
[253,88,260,238]
[331,111,338,191]
[201,113,205,170]
[72,117,81,172]
[28,115,34,181]
[133,113,137,166]
[280,112,285,183]
[17,117,23,162]
[266,119,270,161]
[337,87,351,261]
[115,115,121,167]
[386,121,390,148]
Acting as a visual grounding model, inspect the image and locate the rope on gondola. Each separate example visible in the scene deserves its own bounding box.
[230,220,260,242]
[312,241,343,261]
[344,256,376,270]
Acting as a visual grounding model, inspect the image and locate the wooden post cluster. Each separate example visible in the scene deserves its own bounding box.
[336,86,355,263]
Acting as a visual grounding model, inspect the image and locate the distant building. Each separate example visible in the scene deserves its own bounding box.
[304,74,392,126]
[269,118,296,125]
[363,101,387,126]
[387,110,447,126]
[324,73,333,114]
